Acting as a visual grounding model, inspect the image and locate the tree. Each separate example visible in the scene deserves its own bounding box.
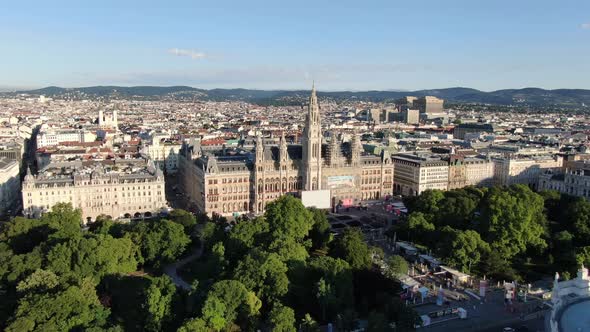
[144,276,176,331]
[0,217,51,254]
[225,217,269,263]
[538,190,562,222]
[203,280,261,328]
[481,250,520,282]
[437,189,480,229]
[177,318,209,332]
[16,269,59,294]
[0,243,43,284]
[200,221,225,251]
[233,249,289,302]
[202,297,227,331]
[89,217,115,235]
[308,256,354,321]
[479,185,547,259]
[576,246,590,267]
[6,279,110,332]
[170,209,197,235]
[299,313,320,332]
[552,231,577,274]
[386,255,409,278]
[308,208,332,250]
[206,242,227,277]
[412,190,444,215]
[331,228,371,270]
[404,212,437,247]
[267,303,296,332]
[124,219,190,267]
[447,230,490,273]
[46,234,138,281]
[565,199,590,246]
[264,196,313,256]
[41,203,83,241]
[315,278,334,322]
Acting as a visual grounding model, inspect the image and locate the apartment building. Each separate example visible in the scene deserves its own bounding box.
[22,159,166,223]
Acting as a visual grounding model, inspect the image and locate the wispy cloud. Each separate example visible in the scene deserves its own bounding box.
[168,48,208,59]
[581,23,590,29]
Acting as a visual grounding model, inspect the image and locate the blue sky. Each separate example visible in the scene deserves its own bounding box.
[1,0,589,91]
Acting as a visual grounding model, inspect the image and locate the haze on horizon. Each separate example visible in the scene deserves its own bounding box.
[1,0,589,91]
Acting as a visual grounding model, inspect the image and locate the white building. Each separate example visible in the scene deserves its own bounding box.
[0,158,20,216]
[141,134,182,174]
[98,110,118,129]
[548,266,590,332]
[393,153,449,196]
[465,157,495,187]
[22,159,167,223]
[493,154,563,189]
[36,129,97,148]
[538,160,590,199]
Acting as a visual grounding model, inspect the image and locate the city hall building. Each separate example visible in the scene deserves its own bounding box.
[178,86,393,217]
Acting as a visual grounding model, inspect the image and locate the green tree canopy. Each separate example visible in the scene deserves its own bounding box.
[267,303,296,332]
[479,185,547,259]
[169,209,197,235]
[233,249,289,302]
[308,208,332,251]
[264,195,313,250]
[124,219,190,267]
[6,279,110,332]
[565,199,590,246]
[202,280,261,329]
[16,269,59,294]
[47,234,138,281]
[386,255,409,278]
[144,276,177,331]
[447,230,490,273]
[330,228,371,270]
[308,256,354,321]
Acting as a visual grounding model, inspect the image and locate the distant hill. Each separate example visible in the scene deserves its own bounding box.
[11,86,590,107]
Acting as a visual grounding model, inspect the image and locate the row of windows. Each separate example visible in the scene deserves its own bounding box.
[362,170,382,175]
[362,178,382,185]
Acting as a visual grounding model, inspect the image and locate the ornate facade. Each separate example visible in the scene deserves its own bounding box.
[22,159,166,223]
[178,86,393,217]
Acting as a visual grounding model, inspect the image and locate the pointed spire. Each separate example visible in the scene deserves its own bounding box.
[280,130,288,162]
[310,82,318,108]
[280,130,287,148]
[24,165,34,182]
[255,134,264,161]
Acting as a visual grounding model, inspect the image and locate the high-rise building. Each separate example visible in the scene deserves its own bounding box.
[413,96,444,114]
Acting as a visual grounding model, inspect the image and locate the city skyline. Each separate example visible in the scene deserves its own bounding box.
[2,0,590,91]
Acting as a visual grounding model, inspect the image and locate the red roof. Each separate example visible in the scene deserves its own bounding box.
[201,139,226,146]
[61,141,103,147]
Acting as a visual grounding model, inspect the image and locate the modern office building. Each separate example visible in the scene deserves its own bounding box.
[414,96,444,114]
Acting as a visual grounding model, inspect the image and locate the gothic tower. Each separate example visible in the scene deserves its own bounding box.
[254,135,265,213]
[302,84,322,191]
